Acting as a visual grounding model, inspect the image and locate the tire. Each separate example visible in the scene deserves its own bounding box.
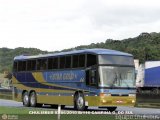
[22,91,30,107]
[29,92,37,107]
[74,92,87,111]
[107,107,117,112]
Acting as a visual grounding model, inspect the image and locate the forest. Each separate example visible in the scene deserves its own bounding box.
[0,32,160,72]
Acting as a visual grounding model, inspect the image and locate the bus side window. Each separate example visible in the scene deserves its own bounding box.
[72,55,79,68]
[37,59,47,70]
[60,56,65,69]
[13,62,18,72]
[17,61,26,71]
[65,56,71,68]
[79,54,85,67]
[87,54,97,67]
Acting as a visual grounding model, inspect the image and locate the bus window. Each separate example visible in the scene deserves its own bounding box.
[72,55,79,68]
[87,54,97,67]
[31,60,36,70]
[86,68,97,86]
[48,57,59,69]
[53,57,58,69]
[13,62,18,72]
[48,58,53,69]
[17,61,26,71]
[65,56,71,68]
[27,60,36,71]
[79,54,85,67]
[37,59,47,70]
[60,56,65,69]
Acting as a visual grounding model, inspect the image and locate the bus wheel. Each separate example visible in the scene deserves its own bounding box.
[107,107,117,112]
[22,91,30,107]
[29,91,37,107]
[74,92,86,111]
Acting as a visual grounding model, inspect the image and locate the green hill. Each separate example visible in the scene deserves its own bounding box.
[0,47,47,72]
[62,32,160,63]
[0,32,160,73]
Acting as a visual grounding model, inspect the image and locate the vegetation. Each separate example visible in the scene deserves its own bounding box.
[0,32,160,73]
[74,32,160,63]
[0,47,47,72]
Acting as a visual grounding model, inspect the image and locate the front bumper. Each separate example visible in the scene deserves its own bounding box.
[85,96,136,107]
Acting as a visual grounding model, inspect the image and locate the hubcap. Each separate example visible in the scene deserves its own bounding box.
[30,94,35,105]
[77,96,84,108]
[24,94,29,104]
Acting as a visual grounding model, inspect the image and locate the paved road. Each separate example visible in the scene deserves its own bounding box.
[0,99,160,115]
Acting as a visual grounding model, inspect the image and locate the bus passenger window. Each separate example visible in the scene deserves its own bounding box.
[87,54,97,67]
[31,60,36,70]
[53,57,58,69]
[18,61,26,71]
[13,62,18,72]
[72,55,79,68]
[60,56,65,69]
[79,54,85,67]
[37,59,47,70]
[65,56,71,68]
[48,57,58,69]
[48,58,53,69]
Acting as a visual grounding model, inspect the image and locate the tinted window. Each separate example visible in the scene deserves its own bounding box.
[37,59,47,70]
[65,56,71,68]
[87,54,97,67]
[27,60,36,71]
[18,61,26,71]
[13,61,18,72]
[60,56,65,69]
[48,57,58,69]
[79,54,85,67]
[72,55,79,68]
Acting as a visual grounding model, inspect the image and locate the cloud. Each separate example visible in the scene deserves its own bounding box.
[0,0,160,51]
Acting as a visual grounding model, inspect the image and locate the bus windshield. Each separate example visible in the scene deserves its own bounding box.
[99,66,135,88]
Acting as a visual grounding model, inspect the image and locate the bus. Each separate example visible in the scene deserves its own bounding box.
[12,48,136,111]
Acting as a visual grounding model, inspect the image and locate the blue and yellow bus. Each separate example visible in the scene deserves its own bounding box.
[12,49,136,111]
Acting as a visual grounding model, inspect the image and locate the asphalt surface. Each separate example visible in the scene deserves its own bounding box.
[0,99,160,115]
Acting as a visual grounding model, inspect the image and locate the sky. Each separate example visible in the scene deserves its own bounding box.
[0,0,160,51]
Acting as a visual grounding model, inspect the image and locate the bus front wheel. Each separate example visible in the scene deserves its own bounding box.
[22,91,30,107]
[74,92,87,111]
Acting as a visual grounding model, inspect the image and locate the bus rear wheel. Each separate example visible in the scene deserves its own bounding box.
[29,91,42,107]
[74,92,87,111]
[22,91,30,107]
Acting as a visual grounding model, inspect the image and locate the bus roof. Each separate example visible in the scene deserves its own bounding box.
[14,48,133,60]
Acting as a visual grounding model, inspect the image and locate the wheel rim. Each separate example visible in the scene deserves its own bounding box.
[30,94,36,105]
[23,94,29,105]
[77,96,84,108]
